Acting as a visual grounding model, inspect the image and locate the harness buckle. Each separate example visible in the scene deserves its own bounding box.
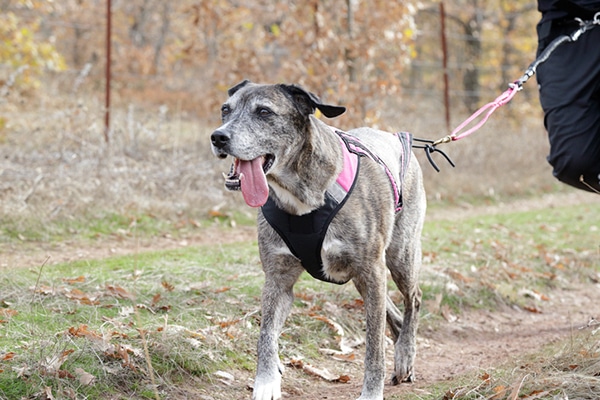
[412,138,456,173]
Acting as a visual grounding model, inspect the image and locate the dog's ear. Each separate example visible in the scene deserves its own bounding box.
[227,80,251,97]
[283,84,346,119]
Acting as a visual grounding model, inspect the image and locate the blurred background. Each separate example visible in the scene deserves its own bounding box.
[0,0,561,229]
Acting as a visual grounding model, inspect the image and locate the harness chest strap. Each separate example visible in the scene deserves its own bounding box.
[261,129,412,284]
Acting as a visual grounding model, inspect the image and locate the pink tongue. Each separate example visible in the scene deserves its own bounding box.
[238,157,269,207]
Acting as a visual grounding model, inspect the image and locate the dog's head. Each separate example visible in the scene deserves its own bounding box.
[210,80,345,207]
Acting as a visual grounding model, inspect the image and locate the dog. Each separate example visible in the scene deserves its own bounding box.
[210,80,426,400]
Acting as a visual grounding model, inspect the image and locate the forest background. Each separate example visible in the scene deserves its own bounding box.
[0,0,560,222]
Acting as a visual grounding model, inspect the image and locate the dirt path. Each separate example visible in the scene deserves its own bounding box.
[2,191,598,399]
[279,282,599,399]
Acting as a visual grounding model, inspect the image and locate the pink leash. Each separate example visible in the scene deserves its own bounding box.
[432,85,519,146]
[431,13,599,147]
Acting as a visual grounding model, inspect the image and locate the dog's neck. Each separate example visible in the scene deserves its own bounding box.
[266,116,342,215]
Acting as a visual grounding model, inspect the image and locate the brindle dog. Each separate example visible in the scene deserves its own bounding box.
[210,80,426,400]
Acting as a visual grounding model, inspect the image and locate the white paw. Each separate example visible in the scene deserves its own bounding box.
[252,375,282,400]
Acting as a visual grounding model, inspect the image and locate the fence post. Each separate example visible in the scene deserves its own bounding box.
[104,0,112,144]
[440,1,451,132]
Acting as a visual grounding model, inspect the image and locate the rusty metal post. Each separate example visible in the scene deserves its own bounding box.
[440,1,451,132]
[104,0,112,143]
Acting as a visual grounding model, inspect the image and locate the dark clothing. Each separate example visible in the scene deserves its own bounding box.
[538,0,600,22]
[536,0,600,193]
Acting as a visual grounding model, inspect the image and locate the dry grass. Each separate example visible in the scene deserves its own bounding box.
[0,78,560,237]
[438,324,600,400]
[0,89,247,234]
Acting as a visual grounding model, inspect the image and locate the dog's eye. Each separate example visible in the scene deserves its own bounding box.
[257,107,273,117]
[221,105,231,118]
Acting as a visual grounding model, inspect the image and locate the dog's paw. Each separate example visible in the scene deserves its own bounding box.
[252,375,282,400]
[390,368,414,385]
[392,342,416,385]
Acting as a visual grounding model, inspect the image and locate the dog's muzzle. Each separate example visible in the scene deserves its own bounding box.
[210,129,230,158]
[210,128,275,208]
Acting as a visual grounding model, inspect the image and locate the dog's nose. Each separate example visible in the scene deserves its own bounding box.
[211,130,230,149]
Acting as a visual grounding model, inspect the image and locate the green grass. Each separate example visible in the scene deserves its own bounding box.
[0,208,256,245]
[421,201,599,312]
[0,200,598,399]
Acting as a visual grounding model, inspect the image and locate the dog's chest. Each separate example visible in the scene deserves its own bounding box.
[261,189,354,284]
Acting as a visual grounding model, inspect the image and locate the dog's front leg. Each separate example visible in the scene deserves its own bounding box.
[353,267,387,400]
[253,268,300,400]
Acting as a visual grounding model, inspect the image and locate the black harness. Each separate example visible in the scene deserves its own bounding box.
[261,130,412,284]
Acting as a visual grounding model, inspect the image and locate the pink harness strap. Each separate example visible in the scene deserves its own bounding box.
[333,129,411,213]
[336,137,359,192]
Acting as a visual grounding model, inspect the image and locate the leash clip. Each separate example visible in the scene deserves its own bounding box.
[413,138,456,173]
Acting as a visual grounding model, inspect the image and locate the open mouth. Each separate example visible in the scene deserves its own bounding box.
[223,154,275,207]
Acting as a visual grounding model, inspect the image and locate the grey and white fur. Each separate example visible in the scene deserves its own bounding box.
[210,81,426,400]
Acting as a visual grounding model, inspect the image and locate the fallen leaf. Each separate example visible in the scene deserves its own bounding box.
[287,358,350,383]
[63,388,76,400]
[208,209,227,218]
[1,352,15,361]
[214,370,235,385]
[33,285,56,295]
[106,285,135,300]
[491,385,508,399]
[313,315,355,355]
[151,293,162,306]
[43,386,55,400]
[42,349,74,375]
[13,365,30,378]
[57,369,75,379]
[295,292,314,302]
[522,390,551,399]
[425,292,443,315]
[523,306,543,314]
[518,288,549,302]
[0,309,18,318]
[135,303,156,313]
[218,319,241,328]
[330,353,356,362]
[441,305,458,323]
[341,298,364,310]
[446,269,473,283]
[64,288,100,305]
[119,306,135,317]
[74,367,96,386]
[161,280,175,292]
[63,276,86,284]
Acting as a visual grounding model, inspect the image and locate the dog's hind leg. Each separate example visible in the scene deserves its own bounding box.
[388,271,422,384]
[387,222,424,384]
[253,262,303,400]
[387,161,426,385]
[385,295,403,343]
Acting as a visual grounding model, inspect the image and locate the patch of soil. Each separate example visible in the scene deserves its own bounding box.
[261,282,599,400]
